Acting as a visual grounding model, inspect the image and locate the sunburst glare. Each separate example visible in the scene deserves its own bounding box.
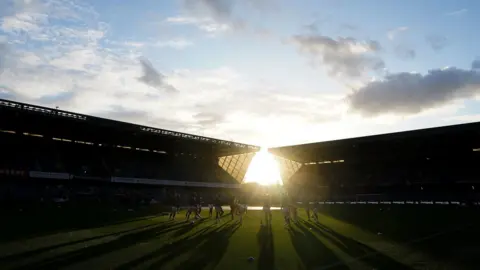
[244,148,282,186]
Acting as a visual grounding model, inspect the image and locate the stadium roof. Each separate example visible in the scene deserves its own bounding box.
[0,99,260,156]
[269,122,480,163]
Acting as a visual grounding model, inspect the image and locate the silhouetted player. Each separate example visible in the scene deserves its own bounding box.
[169,192,180,220]
[230,196,237,220]
[214,194,224,223]
[304,195,311,221]
[262,193,272,225]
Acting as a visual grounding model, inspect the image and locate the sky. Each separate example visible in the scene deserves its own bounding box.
[1,0,480,148]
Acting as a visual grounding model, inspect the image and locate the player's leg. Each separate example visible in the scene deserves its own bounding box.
[239,211,244,225]
[197,204,202,217]
[230,205,235,220]
[313,208,318,222]
[215,206,222,223]
[193,205,199,219]
[171,206,178,220]
[283,207,290,226]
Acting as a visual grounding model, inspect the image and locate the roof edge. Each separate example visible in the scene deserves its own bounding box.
[269,121,480,151]
[0,98,260,150]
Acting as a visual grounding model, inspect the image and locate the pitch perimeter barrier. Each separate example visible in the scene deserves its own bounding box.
[299,201,470,206]
[111,177,242,188]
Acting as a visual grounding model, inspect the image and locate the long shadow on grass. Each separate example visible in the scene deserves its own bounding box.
[308,221,413,270]
[173,222,240,270]
[318,206,480,268]
[317,206,480,244]
[1,205,165,243]
[288,222,348,270]
[12,220,190,270]
[0,221,171,263]
[257,223,275,270]
[117,221,239,270]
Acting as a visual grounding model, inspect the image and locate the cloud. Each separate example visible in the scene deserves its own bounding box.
[290,34,384,78]
[183,0,235,21]
[0,0,347,146]
[348,65,480,116]
[339,24,358,32]
[426,35,448,52]
[394,45,415,60]
[165,16,230,35]
[387,26,408,41]
[114,38,193,50]
[178,0,247,34]
[193,112,225,127]
[472,59,480,70]
[0,42,9,74]
[170,0,275,36]
[7,0,475,147]
[138,59,178,93]
[446,9,468,16]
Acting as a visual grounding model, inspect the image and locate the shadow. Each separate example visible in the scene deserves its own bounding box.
[317,205,480,244]
[307,221,413,270]
[316,206,480,269]
[171,218,209,239]
[13,221,190,270]
[288,222,348,270]
[0,204,167,243]
[173,222,240,270]
[0,221,172,263]
[117,222,238,270]
[257,223,275,270]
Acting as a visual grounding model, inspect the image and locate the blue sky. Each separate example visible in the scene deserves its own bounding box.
[1,0,480,147]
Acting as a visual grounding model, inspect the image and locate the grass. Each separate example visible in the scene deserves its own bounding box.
[1,205,479,270]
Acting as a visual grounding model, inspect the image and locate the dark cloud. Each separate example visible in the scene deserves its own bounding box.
[304,21,319,33]
[348,66,480,116]
[426,35,448,52]
[183,0,234,21]
[182,0,245,32]
[183,0,275,18]
[181,0,275,33]
[138,58,178,93]
[395,45,416,60]
[291,34,384,78]
[339,24,358,32]
[472,59,480,70]
[0,42,10,75]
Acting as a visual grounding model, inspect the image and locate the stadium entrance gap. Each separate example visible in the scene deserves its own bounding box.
[244,148,282,186]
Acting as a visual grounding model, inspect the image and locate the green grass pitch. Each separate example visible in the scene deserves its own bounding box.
[1,206,480,270]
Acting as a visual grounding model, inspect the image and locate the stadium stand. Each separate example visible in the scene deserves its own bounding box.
[0,99,260,207]
[269,122,480,203]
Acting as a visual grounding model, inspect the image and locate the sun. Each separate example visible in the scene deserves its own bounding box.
[244,148,283,186]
